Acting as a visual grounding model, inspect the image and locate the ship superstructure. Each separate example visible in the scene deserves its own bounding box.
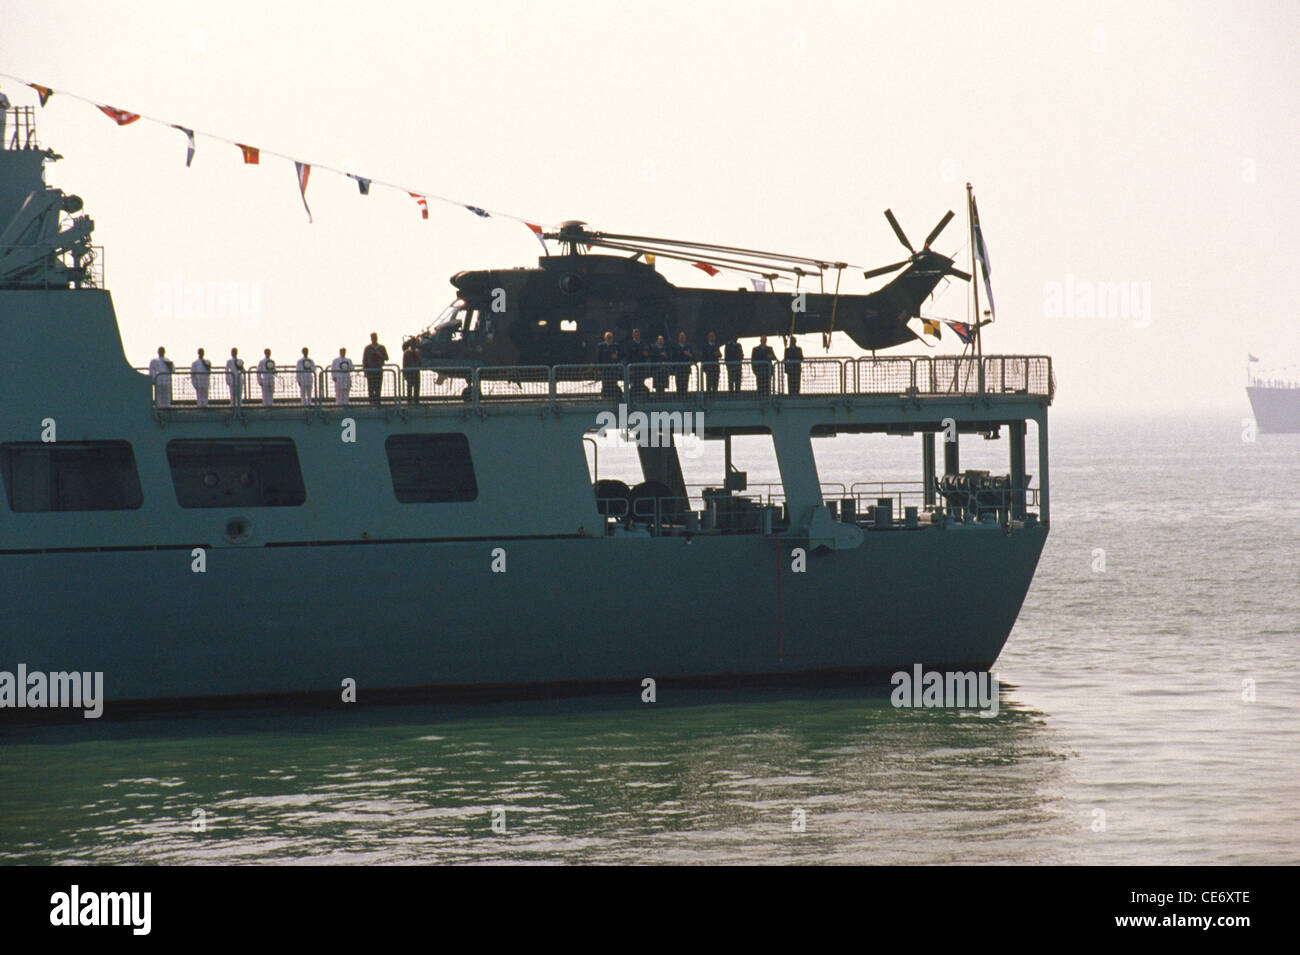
[0,106,1053,712]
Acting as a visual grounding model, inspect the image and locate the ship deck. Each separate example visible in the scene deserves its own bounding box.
[131,353,1054,539]
[141,354,1054,418]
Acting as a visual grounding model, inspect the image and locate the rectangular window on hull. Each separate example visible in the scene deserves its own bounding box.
[166,438,306,508]
[385,433,478,503]
[1,441,144,512]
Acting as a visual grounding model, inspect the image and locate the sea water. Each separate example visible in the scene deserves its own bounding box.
[1,412,1296,864]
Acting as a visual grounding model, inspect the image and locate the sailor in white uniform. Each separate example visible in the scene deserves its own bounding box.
[257,348,276,406]
[331,347,354,405]
[226,347,245,408]
[296,347,316,406]
[149,346,174,407]
[191,347,211,408]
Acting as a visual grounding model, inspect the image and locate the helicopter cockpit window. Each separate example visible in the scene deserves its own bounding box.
[433,301,465,334]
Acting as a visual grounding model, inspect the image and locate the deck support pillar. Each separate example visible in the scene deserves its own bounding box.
[922,431,936,507]
[1036,413,1050,526]
[770,427,823,528]
[943,430,960,476]
[1009,419,1027,520]
[638,440,687,500]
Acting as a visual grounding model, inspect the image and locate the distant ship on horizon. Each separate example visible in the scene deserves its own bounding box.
[1246,356,1300,434]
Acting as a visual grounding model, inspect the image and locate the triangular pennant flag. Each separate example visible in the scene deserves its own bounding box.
[29,84,54,107]
[410,193,429,219]
[97,105,140,126]
[525,222,548,253]
[693,262,720,277]
[237,143,260,165]
[294,162,313,224]
[945,320,975,345]
[644,253,655,267]
[921,318,942,339]
[465,205,490,218]
[349,174,371,195]
[172,125,195,168]
[750,278,766,292]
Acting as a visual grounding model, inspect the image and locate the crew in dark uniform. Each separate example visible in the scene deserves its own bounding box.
[670,331,695,397]
[724,337,744,394]
[649,335,670,394]
[362,332,388,406]
[751,335,776,397]
[624,328,649,398]
[701,331,722,393]
[402,338,422,404]
[784,337,804,395]
[596,331,621,398]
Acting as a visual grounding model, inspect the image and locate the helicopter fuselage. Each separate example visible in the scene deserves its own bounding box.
[411,251,952,370]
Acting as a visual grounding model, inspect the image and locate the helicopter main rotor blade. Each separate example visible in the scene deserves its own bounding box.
[591,239,806,277]
[922,210,955,249]
[946,265,972,281]
[863,260,911,280]
[883,209,914,253]
[596,232,843,270]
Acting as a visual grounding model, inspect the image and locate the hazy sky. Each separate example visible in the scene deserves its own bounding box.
[5,0,1297,413]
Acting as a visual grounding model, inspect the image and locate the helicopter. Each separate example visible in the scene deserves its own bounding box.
[406,210,971,372]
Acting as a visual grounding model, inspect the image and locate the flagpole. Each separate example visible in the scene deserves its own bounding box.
[967,183,984,394]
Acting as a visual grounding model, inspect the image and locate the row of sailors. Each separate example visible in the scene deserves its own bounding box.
[148,344,380,408]
[596,330,805,396]
[147,331,810,407]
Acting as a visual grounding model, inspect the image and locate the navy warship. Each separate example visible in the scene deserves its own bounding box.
[0,105,1053,714]
[1246,361,1300,434]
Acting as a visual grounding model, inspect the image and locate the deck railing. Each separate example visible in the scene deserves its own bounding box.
[593,483,1042,538]
[139,354,1054,411]
[1,243,104,289]
[2,106,39,150]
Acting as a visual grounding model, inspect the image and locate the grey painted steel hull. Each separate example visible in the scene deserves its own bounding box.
[1247,386,1300,434]
[2,527,1045,704]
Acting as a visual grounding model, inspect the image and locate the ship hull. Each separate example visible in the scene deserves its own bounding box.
[1247,386,1300,434]
[1,525,1045,711]
[1,126,1056,719]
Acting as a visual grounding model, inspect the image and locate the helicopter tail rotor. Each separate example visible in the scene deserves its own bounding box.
[883,208,914,253]
[864,209,969,284]
[863,259,914,280]
[922,209,955,249]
